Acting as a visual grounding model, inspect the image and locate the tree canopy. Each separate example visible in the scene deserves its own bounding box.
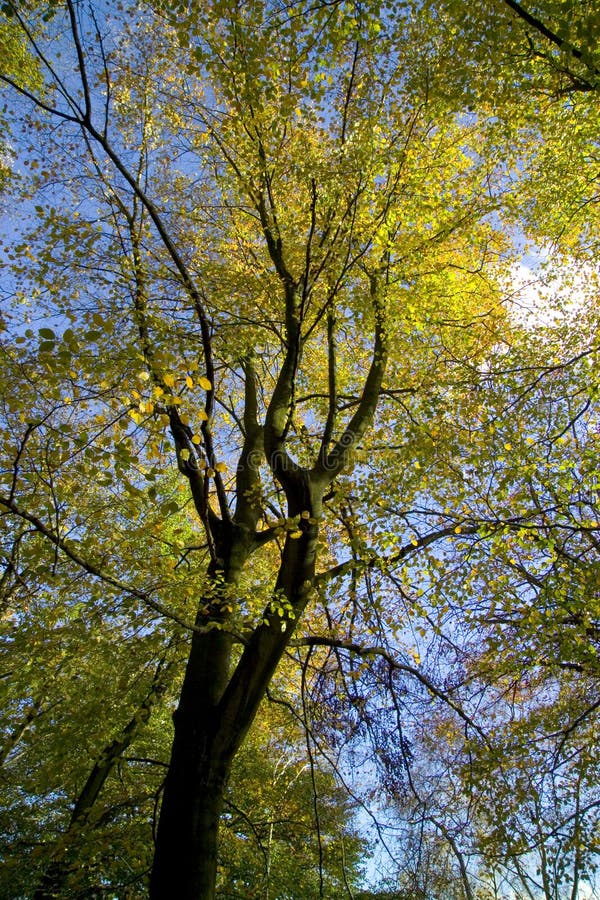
[1,1,599,897]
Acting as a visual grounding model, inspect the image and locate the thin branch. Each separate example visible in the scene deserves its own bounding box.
[65,0,92,122]
[318,304,337,466]
[315,274,388,483]
[300,646,324,899]
[314,521,483,588]
[234,355,265,535]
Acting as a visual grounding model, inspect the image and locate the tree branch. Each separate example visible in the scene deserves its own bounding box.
[503,0,599,79]
[314,275,388,483]
[234,355,264,536]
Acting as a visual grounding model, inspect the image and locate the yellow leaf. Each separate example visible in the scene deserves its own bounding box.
[137,371,150,381]
[215,462,227,472]
[289,530,303,539]
[185,375,193,388]
[198,376,212,390]
[163,373,176,388]
[191,434,202,445]
[180,448,190,461]
[198,409,209,421]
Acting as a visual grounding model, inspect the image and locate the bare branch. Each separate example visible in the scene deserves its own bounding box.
[314,274,388,483]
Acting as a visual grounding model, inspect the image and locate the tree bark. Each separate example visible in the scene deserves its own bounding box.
[149,270,387,895]
[150,477,322,900]
[149,628,233,900]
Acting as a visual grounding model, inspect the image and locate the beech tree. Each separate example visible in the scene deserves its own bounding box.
[1,1,599,898]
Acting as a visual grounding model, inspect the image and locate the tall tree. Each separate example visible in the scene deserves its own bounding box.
[0,1,507,894]
[3,0,597,897]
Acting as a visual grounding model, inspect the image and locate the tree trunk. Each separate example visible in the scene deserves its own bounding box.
[149,738,229,899]
[150,478,322,899]
[149,628,232,900]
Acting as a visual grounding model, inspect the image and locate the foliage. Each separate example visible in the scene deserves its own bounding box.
[219,696,366,899]
[0,0,599,897]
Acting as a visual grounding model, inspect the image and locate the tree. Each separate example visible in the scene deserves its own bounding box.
[1,1,598,898]
[0,1,508,894]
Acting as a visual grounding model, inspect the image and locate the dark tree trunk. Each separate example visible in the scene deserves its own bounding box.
[149,629,233,900]
[149,735,229,899]
[150,479,322,900]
